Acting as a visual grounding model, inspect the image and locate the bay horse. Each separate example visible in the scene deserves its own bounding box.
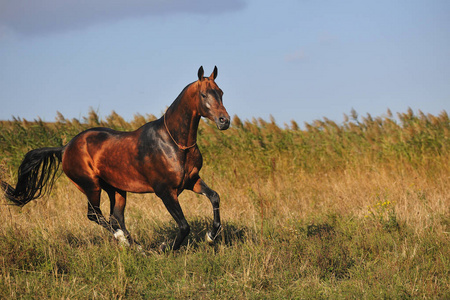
[1,66,230,251]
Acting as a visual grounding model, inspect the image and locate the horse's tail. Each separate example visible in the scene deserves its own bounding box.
[1,147,63,206]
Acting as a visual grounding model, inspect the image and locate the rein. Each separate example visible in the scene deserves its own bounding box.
[163,113,197,151]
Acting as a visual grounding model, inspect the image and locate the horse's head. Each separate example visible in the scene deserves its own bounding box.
[195,66,230,130]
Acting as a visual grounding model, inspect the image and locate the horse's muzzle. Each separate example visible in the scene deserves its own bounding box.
[216,115,230,130]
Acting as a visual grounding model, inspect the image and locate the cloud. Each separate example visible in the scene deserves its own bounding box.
[0,0,246,36]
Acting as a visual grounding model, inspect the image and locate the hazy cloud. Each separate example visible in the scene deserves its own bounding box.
[0,0,246,36]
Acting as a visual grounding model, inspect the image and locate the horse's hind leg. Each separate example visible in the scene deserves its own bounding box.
[103,185,133,245]
[85,187,112,232]
[67,176,112,232]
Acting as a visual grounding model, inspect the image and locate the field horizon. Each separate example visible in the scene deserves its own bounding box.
[1,108,449,299]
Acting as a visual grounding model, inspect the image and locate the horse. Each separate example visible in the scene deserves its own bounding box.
[0,66,230,251]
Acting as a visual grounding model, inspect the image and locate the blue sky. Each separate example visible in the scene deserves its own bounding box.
[1,0,449,127]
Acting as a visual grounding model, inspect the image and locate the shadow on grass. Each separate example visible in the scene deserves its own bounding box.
[50,217,255,254]
[145,217,255,252]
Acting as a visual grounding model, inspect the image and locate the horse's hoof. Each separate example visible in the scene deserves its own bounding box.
[114,229,130,246]
[206,232,215,245]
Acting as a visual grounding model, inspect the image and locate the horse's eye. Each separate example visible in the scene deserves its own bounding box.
[201,93,207,98]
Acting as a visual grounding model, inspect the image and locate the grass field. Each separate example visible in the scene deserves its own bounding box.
[0,109,449,299]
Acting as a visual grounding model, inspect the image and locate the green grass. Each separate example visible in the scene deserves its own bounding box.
[0,108,449,299]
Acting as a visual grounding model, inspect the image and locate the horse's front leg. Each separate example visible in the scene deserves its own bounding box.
[190,178,222,244]
[156,189,190,251]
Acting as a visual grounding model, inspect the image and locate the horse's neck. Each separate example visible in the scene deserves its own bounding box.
[164,88,200,148]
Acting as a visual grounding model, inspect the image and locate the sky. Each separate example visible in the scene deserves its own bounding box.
[1,0,449,127]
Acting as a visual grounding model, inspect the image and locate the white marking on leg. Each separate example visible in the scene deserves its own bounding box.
[114,229,130,246]
[206,232,214,245]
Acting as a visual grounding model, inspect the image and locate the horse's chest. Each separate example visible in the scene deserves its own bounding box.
[138,148,197,190]
[172,151,202,188]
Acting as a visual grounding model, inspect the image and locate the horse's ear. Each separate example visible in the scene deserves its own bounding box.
[210,66,218,80]
[198,66,204,81]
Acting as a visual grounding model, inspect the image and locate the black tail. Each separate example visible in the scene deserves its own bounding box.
[1,147,63,206]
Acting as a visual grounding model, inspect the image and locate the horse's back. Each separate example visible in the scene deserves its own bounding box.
[63,127,131,160]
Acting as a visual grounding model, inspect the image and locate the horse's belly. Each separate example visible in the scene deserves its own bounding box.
[103,174,155,193]
[96,160,155,193]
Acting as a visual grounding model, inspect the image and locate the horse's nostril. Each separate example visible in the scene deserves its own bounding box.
[217,117,230,130]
